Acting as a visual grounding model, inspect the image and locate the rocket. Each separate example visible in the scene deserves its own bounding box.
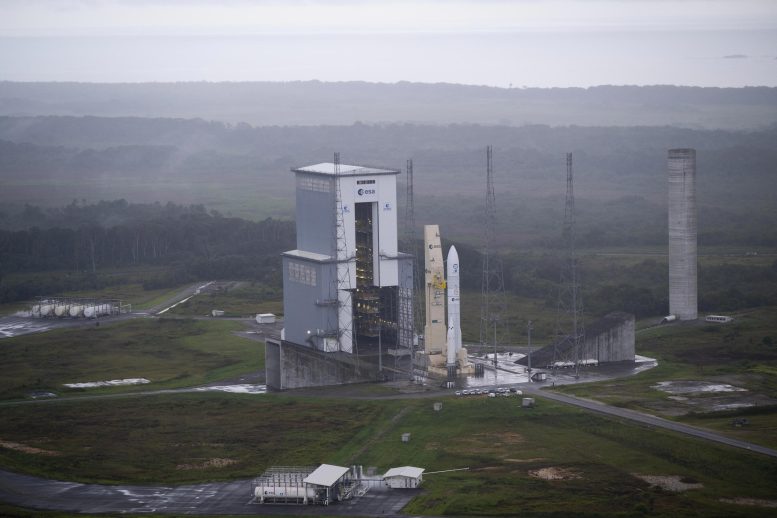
[446,245,461,370]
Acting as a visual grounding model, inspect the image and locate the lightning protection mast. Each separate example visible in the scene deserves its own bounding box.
[398,158,418,377]
[553,152,584,378]
[332,152,358,367]
[479,145,509,370]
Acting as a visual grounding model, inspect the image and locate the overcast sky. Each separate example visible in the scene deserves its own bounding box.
[1,0,775,86]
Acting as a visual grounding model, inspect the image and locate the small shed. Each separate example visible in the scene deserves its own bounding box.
[383,466,425,488]
[211,309,225,317]
[401,432,411,443]
[256,313,276,324]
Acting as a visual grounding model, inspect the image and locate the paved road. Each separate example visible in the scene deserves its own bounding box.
[523,386,777,459]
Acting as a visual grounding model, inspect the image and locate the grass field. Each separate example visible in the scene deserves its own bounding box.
[0,393,775,516]
[167,282,282,317]
[554,306,777,449]
[0,318,263,400]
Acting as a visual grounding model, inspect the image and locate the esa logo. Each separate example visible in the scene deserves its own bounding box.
[357,188,376,196]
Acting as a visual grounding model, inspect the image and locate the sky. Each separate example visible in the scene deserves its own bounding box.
[0,0,775,86]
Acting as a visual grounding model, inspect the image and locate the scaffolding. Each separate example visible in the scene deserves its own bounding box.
[553,153,584,377]
[480,145,509,363]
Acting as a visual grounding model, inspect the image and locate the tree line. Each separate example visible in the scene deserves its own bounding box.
[0,201,294,303]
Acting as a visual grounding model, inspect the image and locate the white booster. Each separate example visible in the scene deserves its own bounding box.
[446,245,461,369]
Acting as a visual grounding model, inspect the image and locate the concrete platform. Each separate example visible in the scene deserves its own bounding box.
[0,469,419,516]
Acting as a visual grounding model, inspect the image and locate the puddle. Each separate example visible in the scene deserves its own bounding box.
[652,381,747,395]
[64,378,151,388]
[193,384,267,394]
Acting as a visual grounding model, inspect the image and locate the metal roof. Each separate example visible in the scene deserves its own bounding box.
[293,162,399,176]
[383,466,425,479]
[282,249,333,262]
[303,464,350,487]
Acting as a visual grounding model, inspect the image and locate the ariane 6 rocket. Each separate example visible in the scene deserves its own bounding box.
[446,245,461,379]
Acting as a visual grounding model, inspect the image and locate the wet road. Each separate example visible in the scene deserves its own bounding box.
[523,387,777,459]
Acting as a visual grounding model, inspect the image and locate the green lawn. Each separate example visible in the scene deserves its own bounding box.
[167,283,282,317]
[0,318,263,400]
[0,394,775,516]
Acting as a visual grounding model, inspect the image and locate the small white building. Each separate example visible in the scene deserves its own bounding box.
[383,466,424,488]
[256,313,276,324]
[705,315,733,324]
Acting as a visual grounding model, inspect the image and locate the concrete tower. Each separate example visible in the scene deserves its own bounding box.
[668,148,698,320]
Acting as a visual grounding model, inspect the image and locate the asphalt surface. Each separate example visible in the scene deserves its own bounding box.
[0,469,418,516]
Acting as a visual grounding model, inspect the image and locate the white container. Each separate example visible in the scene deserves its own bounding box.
[69,305,85,318]
[256,313,276,324]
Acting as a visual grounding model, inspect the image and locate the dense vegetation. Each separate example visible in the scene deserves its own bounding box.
[0,201,293,302]
[3,199,777,321]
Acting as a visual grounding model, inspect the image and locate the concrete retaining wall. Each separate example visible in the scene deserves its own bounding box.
[265,338,377,391]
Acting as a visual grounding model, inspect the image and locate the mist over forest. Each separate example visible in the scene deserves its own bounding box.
[1,82,776,320]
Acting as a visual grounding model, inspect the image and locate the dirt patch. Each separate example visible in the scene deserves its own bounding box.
[633,474,703,492]
[176,458,238,470]
[720,497,777,508]
[529,467,581,481]
[0,439,60,456]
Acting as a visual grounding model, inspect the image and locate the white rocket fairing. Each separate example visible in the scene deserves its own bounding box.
[446,245,461,370]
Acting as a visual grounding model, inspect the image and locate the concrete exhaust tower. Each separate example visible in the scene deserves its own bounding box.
[668,148,697,320]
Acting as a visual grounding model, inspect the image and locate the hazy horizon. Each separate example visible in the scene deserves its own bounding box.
[1,0,776,87]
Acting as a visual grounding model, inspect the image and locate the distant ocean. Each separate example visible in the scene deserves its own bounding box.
[0,29,774,86]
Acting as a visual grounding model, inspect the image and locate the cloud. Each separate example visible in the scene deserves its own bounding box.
[723,54,748,59]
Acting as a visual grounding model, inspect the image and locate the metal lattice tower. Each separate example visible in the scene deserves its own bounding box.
[398,158,420,376]
[479,145,509,364]
[553,152,584,377]
[332,152,357,361]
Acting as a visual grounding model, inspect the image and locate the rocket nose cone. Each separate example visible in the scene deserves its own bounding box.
[447,245,459,265]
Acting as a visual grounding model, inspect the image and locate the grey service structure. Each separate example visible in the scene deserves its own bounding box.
[270,161,414,389]
[668,148,698,320]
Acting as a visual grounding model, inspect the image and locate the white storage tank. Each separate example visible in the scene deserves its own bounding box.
[54,305,69,317]
[254,485,315,504]
[69,305,85,318]
[39,304,54,317]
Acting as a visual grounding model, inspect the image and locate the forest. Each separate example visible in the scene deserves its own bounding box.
[2,199,776,321]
